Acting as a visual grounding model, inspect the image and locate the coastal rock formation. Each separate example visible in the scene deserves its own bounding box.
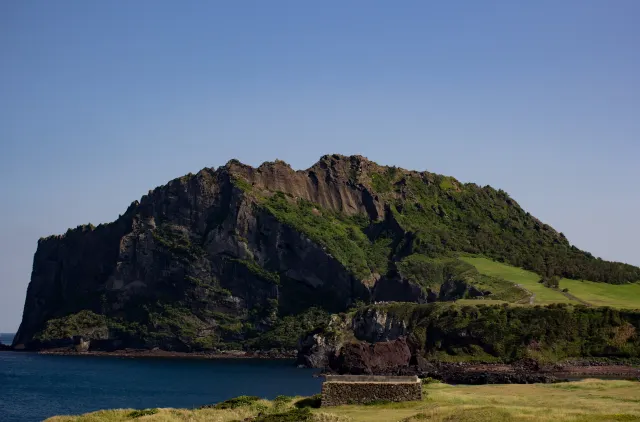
[13,154,640,352]
[329,337,412,375]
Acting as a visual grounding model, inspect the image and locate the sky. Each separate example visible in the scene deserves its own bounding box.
[1,0,638,332]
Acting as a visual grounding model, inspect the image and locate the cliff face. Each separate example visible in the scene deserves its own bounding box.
[13,154,640,350]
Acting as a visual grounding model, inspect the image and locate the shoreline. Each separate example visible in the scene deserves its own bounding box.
[36,347,297,360]
[28,348,640,381]
[5,346,638,381]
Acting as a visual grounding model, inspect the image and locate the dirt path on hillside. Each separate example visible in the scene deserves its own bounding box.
[558,289,592,306]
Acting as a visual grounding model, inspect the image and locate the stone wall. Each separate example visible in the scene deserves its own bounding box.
[321,375,422,406]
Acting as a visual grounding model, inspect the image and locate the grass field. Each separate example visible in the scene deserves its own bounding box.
[46,379,640,422]
[459,257,574,304]
[559,278,640,310]
[460,256,640,309]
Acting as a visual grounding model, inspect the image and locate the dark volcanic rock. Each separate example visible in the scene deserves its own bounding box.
[297,332,335,368]
[329,337,412,375]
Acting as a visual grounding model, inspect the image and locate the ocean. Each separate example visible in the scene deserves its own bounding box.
[0,337,322,422]
[0,333,14,345]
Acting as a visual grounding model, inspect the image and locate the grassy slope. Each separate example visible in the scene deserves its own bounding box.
[461,256,640,309]
[47,380,640,422]
[559,278,640,310]
[460,257,574,304]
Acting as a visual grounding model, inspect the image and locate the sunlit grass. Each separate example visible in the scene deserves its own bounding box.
[460,256,640,309]
[559,278,640,309]
[459,257,574,304]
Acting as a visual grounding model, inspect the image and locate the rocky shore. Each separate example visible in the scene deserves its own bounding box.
[319,358,640,385]
[5,342,638,385]
[407,360,640,384]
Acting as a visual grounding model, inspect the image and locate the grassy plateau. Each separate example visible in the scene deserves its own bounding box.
[460,256,640,309]
[46,379,640,422]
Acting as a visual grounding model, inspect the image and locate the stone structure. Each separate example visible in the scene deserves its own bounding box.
[321,375,422,406]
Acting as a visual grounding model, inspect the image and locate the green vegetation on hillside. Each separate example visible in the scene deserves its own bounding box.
[360,302,640,362]
[35,310,109,342]
[397,256,529,303]
[46,380,640,422]
[372,169,640,285]
[151,223,206,262]
[246,307,330,350]
[236,159,640,286]
[261,192,391,280]
[231,258,281,285]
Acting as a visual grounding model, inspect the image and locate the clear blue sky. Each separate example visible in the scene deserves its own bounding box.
[1,0,638,332]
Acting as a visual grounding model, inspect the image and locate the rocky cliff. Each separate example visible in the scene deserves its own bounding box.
[13,154,640,351]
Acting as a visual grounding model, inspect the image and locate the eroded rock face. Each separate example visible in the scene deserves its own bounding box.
[329,337,413,375]
[297,333,334,368]
[351,308,407,343]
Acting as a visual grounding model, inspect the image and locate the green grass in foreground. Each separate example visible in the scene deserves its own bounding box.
[46,379,640,422]
[461,256,640,309]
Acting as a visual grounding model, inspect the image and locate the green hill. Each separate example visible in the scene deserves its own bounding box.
[13,155,640,352]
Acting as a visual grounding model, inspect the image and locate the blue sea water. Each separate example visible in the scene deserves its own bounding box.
[0,333,14,345]
[0,343,322,422]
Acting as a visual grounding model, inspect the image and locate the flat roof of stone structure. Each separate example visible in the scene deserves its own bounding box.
[323,375,419,383]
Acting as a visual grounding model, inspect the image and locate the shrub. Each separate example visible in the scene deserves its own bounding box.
[274,395,294,404]
[128,408,159,418]
[247,308,330,350]
[539,276,560,289]
[35,310,109,341]
[200,395,261,409]
[294,394,322,409]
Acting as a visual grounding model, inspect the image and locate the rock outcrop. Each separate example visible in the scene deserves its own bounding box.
[328,337,413,375]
